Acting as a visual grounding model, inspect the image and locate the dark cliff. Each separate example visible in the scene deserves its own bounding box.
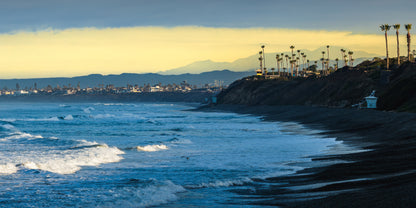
[216,60,416,112]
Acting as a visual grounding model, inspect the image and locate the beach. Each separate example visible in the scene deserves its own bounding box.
[199,104,416,207]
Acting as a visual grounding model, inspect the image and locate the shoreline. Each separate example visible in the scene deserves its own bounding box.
[197,104,416,207]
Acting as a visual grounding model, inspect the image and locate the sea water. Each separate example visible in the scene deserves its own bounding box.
[0,102,339,207]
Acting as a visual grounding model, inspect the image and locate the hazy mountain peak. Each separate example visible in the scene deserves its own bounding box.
[159,46,381,75]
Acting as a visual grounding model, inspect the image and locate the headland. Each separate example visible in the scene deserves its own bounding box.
[201,59,416,207]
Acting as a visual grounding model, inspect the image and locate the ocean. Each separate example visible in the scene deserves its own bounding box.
[0,102,340,207]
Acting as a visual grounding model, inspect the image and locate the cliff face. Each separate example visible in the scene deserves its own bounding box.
[217,61,416,112]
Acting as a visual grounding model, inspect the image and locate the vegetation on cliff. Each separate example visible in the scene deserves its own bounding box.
[216,59,416,112]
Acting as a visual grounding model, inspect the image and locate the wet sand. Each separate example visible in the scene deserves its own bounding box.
[198,104,416,208]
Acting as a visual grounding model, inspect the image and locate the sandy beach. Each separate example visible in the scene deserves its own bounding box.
[199,104,416,207]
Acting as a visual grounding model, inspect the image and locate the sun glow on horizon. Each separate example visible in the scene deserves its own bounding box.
[0,26,387,79]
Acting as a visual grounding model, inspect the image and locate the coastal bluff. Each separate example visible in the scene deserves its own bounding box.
[216,60,416,112]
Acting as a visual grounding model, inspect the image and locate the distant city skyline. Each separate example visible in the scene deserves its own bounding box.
[0,0,415,78]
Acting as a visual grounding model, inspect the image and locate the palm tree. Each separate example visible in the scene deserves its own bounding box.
[302,54,306,71]
[261,45,266,75]
[285,54,289,70]
[348,51,354,66]
[340,49,347,66]
[321,51,326,74]
[307,59,310,69]
[258,51,263,74]
[405,24,412,62]
[326,45,330,71]
[344,55,348,67]
[296,57,300,76]
[393,24,401,65]
[380,24,391,69]
[276,54,280,75]
[290,46,295,61]
[335,58,339,70]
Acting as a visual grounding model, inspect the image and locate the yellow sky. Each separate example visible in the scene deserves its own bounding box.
[0,26,390,78]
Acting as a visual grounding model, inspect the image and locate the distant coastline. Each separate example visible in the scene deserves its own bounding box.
[0,91,214,103]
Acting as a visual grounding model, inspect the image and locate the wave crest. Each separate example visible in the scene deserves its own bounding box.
[136,144,168,152]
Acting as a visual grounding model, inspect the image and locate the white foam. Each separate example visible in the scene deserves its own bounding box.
[0,163,18,175]
[21,144,124,174]
[83,107,95,114]
[0,118,17,123]
[24,117,60,122]
[190,178,252,188]
[1,124,16,130]
[133,180,185,207]
[1,132,43,141]
[64,115,74,120]
[136,144,168,152]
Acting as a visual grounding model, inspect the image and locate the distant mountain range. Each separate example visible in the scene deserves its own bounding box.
[160,46,380,74]
[0,70,253,90]
[0,46,381,90]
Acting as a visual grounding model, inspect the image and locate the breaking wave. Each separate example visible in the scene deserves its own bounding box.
[136,144,169,152]
[108,180,186,208]
[0,127,124,175]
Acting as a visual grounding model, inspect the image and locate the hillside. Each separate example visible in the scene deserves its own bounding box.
[216,59,416,112]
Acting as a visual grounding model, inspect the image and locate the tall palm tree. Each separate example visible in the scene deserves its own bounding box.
[261,45,266,75]
[326,45,330,71]
[259,51,263,74]
[302,54,306,71]
[393,24,401,65]
[405,24,412,62]
[348,51,354,66]
[276,54,280,75]
[321,51,326,74]
[335,58,339,70]
[296,57,300,76]
[290,45,295,55]
[285,54,289,70]
[340,49,347,66]
[344,55,348,67]
[380,24,391,69]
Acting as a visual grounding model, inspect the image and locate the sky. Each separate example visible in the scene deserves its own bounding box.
[1,0,416,78]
